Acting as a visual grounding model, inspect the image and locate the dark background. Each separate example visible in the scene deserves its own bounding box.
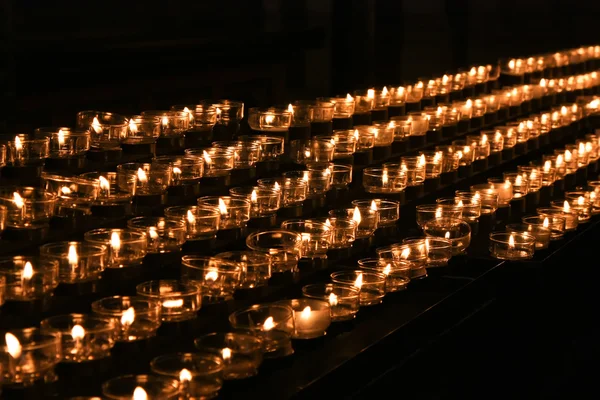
[1,0,599,133]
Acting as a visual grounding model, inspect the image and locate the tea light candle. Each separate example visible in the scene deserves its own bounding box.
[436,197,481,221]
[357,258,410,292]
[506,222,551,250]
[122,116,160,155]
[317,95,355,130]
[228,303,295,358]
[331,164,353,188]
[328,206,378,239]
[197,196,250,231]
[212,140,260,172]
[204,100,244,139]
[289,139,335,164]
[351,199,400,227]
[215,251,272,289]
[176,104,216,149]
[0,257,58,301]
[247,107,292,136]
[257,177,308,207]
[117,163,171,211]
[39,241,107,284]
[0,328,62,386]
[0,187,57,228]
[127,217,186,254]
[522,215,566,241]
[7,135,49,167]
[84,229,147,268]
[141,110,189,139]
[489,232,535,260]
[229,186,281,218]
[302,283,360,322]
[405,237,453,267]
[185,147,234,181]
[321,217,357,250]
[80,172,134,218]
[76,111,128,148]
[423,218,472,255]
[194,332,263,380]
[362,167,407,193]
[307,100,335,135]
[102,374,180,400]
[180,256,241,303]
[554,196,592,222]
[282,219,332,259]
[152,155,203,199]
[39,128,90,169]
[245,230,303,273]
[502,172,529,198]
[91,296,161,342]
[40,314,117,362]
[415,204,463,229]
[537,207,579,231]
[164,206,220,242]
[278,298,331,339]
[467,186,500,214]
[487,179,513,204]
[330,270,386,306]
[136,280,202,322]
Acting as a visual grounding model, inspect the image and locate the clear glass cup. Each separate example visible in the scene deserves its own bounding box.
[83,229,147,268]
[136,280,202,322]
[197,196,250,229]
[127,217,186,253]
[276,298,331,339]
[328,207,378,238]
[164,205,220,240]
[0,256,59,300]
[91,296,161,342]
[194,332,263,380]
[415,204,463,229]
[357,258,410,292]
[423,218,471,255]
[489,232,535,260]
[180,256,242,302]
[281,220,332,258]
[102,374,180,400]
[330,270,386,306]
[245,231,303,273]
[214,251,272,289]
[351,199,400,227]
[363,167,407,193]
[39,241,107,283]
[0,187,57,227]
[301,283,360,322]
[229,187,281,217]
[436,197,481,221]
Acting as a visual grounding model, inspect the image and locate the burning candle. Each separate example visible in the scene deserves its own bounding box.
[330,270,386,306]
[0,257,58,301]
[92,296,161,342]
[277,298,331,339]
[489,232,535,260]
[102,374,180,399]
[194,332,263,380]
[136,280,202,322]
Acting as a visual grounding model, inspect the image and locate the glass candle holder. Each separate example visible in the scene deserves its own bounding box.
[434,146,460,172]
[554,197,592,222]
[102,374,180,400]
[351,199,400,227]
[376,243,428,279]
[537,206,579,231]
[330,270,386,306]
[136,280,202,322]
[495,126,518,149]
[466,186,500,214]
[465,135,491,160]
[214,251,271,289]
[436,197,481,221]
[331,164,353,188]
[450,140,475,166]
[502,172,529,198]
[165,206,220,241]
[489,232,535,260]
[367,122,395,147]
[194,333,262,380]
[517,166,543,191]
[39,241,107,284]
[80,172,134,214]
[40,314,117,362]
[117,163,171,196]
[40,128,91,157]
[289,139,335,164]
[423,218,471,255]
[397,157,427,186]
[0,187,57,227]
[141,110,189,137]
[305,169,332,198]
[350,127,375,150]
[197,197,250,230]
[170,104,201,127]
[76,111,128,147]
[486,179,514,205]
[228,304,295,358]
[363,167,407,193]
[152,156,204,185]
[276,298,331,339]
[0,327,62,386]
[245,231,303,273]
[127,217,186,253]
[239,135,284,162]
[257,177,307,207]
[247,107,292,134]
[415,204,463,229]
[0,205,6,233]
[180,256,241,302]
[317,95,356,119]
[357,258,410,292]
[301,283,359,322]
[507,222,551,250]
[229,187,281,217]
[481,130,505,153]
[0,257,58,300]
[184,147,234,177]
[522,215,565,241]
[405,237,453,267]
[328,207,378,239]
[204,100,244,133]
[319,132,357,159]
[322,217,356,249]
[42,174,98,204]
[124,116,160,146]
[392,114,429,136]
[419,151,444,178]
[213,141,261,168]
[281,220,332,258]
[542,155,566,179]
[84,229,147,268]
[91,296,161,341]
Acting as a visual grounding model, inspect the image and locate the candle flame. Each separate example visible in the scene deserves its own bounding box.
[418,154,426,167]
[186,210,196,224]
[383,263,391,276]
[179,368,192,383]
[543,217,550,228]
[457,199,464,207]
[515,175,523,186]
[133,386,148,400]
[172,166,181,175]
[504,180,511,189]
[382,86,389,96]
[129,119,138,133]
[61,186,71,195]
[222,347,232,360]
[445,231,451,239]
[91,117,102,134]
[137,168,148,183]
[382,168,388,186]
[508,59,515,70]
[121,307,135,327]
[99,176,110,193]
[530,169,538,180]
[203,150,212,165]
[352,206,362,225]
[263,316,275,331]
[563,200,570,212]
[68,244,78,267]
[353,273,364,289]
[57,129,66,146]
[301,306,312,319]
[274,181,281,191]
[148,227,159,240]
[251,189,258,203]
[353,129,359,141]
[346,93,353,101]
[218,198,228,215]
[325,218,332,227]
[481,134,488,145]
[579,142,586,155]
[265,113,275,124]
[12,192,24,208]
[328,292,338,306]
[110,232,121,252]
[302,171,309,183]
[287,104,294,114]
[556,154,564,167]
[205,268,219,281]
[508,234,515,248]
[577,196,585,206]
[5,333,22,359]
[586,142,593,154]
[367,89,375,99]
[400,247,410,259]
[23,261,33,280]
[71,324,85,340]
[161,116,169,127]
[370,200,378,211]
[473,192,481,202]
[435,207,442,219]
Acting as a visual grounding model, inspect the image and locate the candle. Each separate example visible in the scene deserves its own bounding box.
[102,374,180,400]
[136,280,202,322]
[180,256,241,303]
[194,332,263,380]
[0,257,58,301]
[278,299,331,339]
[91,296,161,342]
[330,270,386,306]
[302,283,360,321]
[489,232,535,260]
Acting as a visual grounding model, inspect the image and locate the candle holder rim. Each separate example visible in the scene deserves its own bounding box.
[0,256,59,274]
[0,327,61,352]
[180,255,240,271]
[91,295,162,316]
[127,216,186,230]
[489,231,536,244]
[39,241,108,257]
[40,313,117,335]
[135,280,202,298]
[83,228,147,244]
[228,303,294,327]
[150,352,224,378]
[330,269,386,284]
[102,374,180,398]
[214,250,272,264]
[350,199,400,209]
[193,332,263,353]
[301,282,360,297]
[0,187,57,203]
[275,297,331,311]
